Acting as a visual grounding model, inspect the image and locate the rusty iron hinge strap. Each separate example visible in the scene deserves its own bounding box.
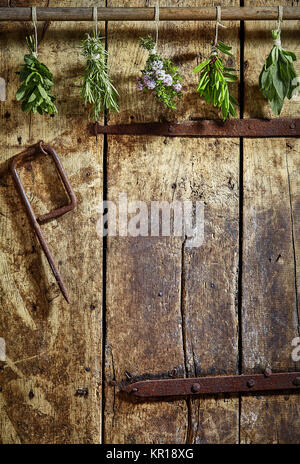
[89,118,300,138]
[121,372,300,397]
[10,141,77,304]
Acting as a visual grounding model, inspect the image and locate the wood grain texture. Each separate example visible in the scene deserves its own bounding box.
[0,0,103,444]
[104,0,240,444]
[1,6,300,21]
[240,139,300,443]
[241,0,300,444]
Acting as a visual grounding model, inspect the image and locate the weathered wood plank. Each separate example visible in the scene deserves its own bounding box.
[104,0,240,444]
[1,6,300,22]
[241,0,300,444]
[241,138,300,443]
[0,0,103,444]
[104,134,188,444]
[183,136,240,444]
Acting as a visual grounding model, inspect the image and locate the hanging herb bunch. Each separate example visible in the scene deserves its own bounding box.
[137,35,183,110]
[79,33,119,121]
[193,40,238,120]
[16,35,57,115]
[259,28,299,115]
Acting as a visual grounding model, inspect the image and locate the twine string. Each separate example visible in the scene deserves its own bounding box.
[32,6,38,57]
[153,2,159,54]
[214,5,226,46]
[274,5,283,47]
[93,6,98,36]
[277,5,283,31]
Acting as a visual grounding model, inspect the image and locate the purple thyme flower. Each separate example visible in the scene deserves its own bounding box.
[173,83,182,92]
[152,60,163,71]
[163,74,173,86]
[143,74,156,89]
[156,69,166,80]
[136,78,144,90]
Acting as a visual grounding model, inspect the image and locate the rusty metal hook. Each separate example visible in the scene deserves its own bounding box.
[10,141,77,304]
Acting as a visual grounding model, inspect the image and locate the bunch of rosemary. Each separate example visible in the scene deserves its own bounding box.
[16,35,57,115]
[79,33,119,121]
[259,29,299,115]
[193,41,238,119]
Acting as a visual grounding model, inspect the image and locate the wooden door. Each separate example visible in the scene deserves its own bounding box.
[0,0,299,444]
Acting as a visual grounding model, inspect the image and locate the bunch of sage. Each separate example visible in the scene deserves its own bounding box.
[193,41,238,119]
[259,29,299,115]
[16,35,57,115]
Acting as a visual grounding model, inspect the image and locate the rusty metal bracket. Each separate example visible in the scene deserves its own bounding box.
[89,118,300,138]
[121,371,300,398]
[10,141,77,304]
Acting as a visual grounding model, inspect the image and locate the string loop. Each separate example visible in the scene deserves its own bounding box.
[277,5,283,31]
[93,6,98,36]
[214,5,226,46]
[32,6,38,57]
[273,5,283,47]
[153,2,159,54]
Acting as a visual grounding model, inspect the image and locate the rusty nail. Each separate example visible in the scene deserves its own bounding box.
[191,383,201,393]
[247,379,255,388]
[131,387,138,393]
[76,388,88,397]
[169,368,178,378]
[264,367,272,377]
[293,377,300,386]
[109,380,117,386]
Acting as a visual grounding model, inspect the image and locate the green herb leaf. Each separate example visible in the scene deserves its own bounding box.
[78,32,119,121]
[259,29,299,115]
[16,35,57,116]
[193,59,210,74]
[193,41,238,120]
[137,37,183,110]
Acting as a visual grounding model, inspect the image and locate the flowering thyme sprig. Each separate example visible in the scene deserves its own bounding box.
[137,35,182,110]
